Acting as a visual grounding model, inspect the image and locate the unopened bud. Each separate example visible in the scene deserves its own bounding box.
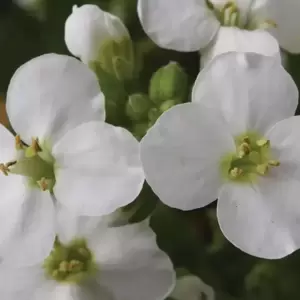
[126,94,151,121]
[149,62,188,104]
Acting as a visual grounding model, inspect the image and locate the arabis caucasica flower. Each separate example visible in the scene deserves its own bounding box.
[65,4,134,77]
[141,52,300,259]
[138,0,300,65]
[0,53,144,266]
[0,209,175,300]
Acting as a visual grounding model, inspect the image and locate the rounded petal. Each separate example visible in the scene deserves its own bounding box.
[137,0,220,51]
[53,121,145,216]
[0,187,56,267]
[6,53,105,145]
[92,222,175,300]
[193,52,298,136]
[0,124,17,162]
[170,275,215,300]
[200,27,280,66]
[141,103,235,210]
[250,0,300,53]
[0,266,44,300]
[218,179,300,259]
[65,5,129,63]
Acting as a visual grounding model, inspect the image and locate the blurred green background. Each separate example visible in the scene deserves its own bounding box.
[2,1,300,299]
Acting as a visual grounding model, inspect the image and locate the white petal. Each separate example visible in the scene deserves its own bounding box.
[92,222,175,300]
[137,0,220,51]
[0,124,16,162]
[7,53,105,145]
[141,103,235,210]
[250,0,300,53]
[1,188,56,267]
[65,4,130,63]
[0,266,43,300]
[218,179,300,259]
[193,52,298,136]
[56,205,112,243]
[200,27,280,66]
[170,275,215,300]
[53,121,144,216]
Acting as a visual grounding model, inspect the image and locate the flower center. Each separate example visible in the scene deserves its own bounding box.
[205,0,277,30]
[43,238,97,284]
[220,132,280,183]
[0,135,56,192]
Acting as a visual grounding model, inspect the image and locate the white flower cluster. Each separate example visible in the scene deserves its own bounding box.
[3,0,300,299]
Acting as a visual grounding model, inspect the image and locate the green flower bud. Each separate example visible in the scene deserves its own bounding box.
[126,93,152,121]
[149,62,188,104]
[159,99,179,113]
[148,107,160,123]
[132,122,149,140]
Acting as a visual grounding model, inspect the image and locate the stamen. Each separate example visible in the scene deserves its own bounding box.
[15,135,24,150]
[37,177,53,191]
[256,139,270,147]
[229,167,243,178]
[25,138,42,158]
[256,164,269,175]
[237,142,251,158]
[258,19,277,30]
[0,163,9,176]
[268,160,280,167]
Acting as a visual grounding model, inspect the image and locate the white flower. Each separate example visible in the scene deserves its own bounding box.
[65,4,130,64]
[140,52,300,259]
[0,53,144,267]
[0,208,175,300]
[170,275,215,300]
[137,0,300,64]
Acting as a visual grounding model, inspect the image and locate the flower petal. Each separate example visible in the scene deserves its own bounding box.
[65,4,130,63]
[6,53,105,145]
[0,124,16,162]
[92,222,175,300]
[0,266,43,300]
[250,0,300,53]
[0,188,56,267]
[53,121,144,216]
[200,27,280,66]
[170,275,215,300]
[218,179,300,259]
[193,52,298,136]
[141,103,235,210]
[137,0,220,51]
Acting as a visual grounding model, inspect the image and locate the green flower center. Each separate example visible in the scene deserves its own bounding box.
[0,136,56,192]
[205,0,277,30]
[220,132,280,183]
[43,238,97,284]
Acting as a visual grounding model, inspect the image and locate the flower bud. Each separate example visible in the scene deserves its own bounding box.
[65,5,134,79]
[159,99,179,113]
[126,94,152,121]
[149,62,188,104]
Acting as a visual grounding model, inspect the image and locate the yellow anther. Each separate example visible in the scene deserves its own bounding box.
[256,139,270,147]
[59,261,69,272]
[268,160,280,167]
[230,167,243,178]
[68,260,83,271]
[31,138,41,153]
[0,163,9,176]
[256,164,269,175]
[37,177,49,191]
[242,136,250,144]
[15,135,23,150]
[238,142,251,158]
[258,19,277,29]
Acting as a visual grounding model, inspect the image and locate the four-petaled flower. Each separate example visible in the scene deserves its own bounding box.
[140,52,300,259]
[138,0,300,65]
[0,208,175,300]
[0,53,144,267]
